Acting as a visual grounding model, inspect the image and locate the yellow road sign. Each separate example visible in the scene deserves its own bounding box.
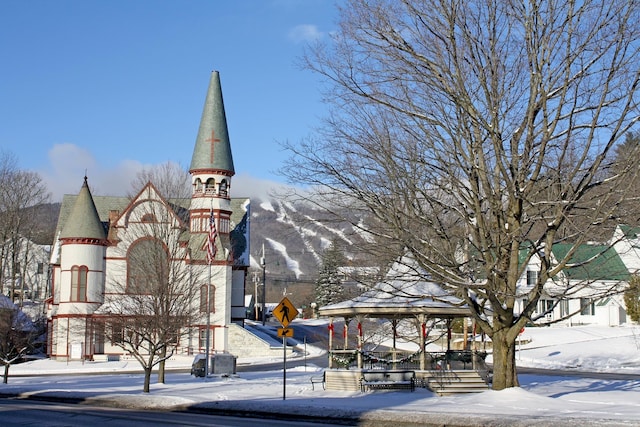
[273,297,297,327]
[277,327,293,338]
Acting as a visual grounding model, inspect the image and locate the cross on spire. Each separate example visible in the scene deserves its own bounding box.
[206,130,221,164]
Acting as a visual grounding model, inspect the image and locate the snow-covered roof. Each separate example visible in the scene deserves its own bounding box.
[319,253,469,318]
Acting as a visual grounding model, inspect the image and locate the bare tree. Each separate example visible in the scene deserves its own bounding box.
[0,151,50,303]
[284,0,640,389]
[0,296,40,384]
[126,162,192,384]
[128,161,191,200]
[102,164,199,393]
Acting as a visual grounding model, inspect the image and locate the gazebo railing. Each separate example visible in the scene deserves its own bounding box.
[328,350,359,368]
[361,350,422,370]
[428,350,488,370]
[328,349,488,371]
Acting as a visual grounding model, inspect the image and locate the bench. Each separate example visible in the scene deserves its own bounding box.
[447,350,473,369]
[310,372,325,390]
[443,350,488,369]
[360,370,415,392]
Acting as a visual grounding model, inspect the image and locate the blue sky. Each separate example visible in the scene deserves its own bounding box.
[0,0,339,201]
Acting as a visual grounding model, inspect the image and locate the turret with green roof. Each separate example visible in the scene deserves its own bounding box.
[59,176,106,241]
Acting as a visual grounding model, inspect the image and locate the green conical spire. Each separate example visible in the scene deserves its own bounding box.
[60,177,106,240]
[189,71,235,174]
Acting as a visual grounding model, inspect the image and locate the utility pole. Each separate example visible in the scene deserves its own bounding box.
[261,243,266,326]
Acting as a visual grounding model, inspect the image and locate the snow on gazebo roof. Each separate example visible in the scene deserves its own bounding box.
[318,253,470,319]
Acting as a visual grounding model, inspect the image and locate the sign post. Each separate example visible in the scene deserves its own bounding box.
[273,297,297,400]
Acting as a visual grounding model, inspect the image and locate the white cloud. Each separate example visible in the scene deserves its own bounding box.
[232,173,297,202]
[287,24,324,43]
[41,143,148,201]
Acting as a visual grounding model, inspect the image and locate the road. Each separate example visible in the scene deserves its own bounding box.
[517,366,640,380]
[237,319,331,372]
[0,399,352,426]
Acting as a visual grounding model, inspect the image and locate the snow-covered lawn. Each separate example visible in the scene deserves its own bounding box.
[2,321,640,426]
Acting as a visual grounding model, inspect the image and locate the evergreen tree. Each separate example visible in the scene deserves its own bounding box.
[315,240,346,307]
[624,275,640,323]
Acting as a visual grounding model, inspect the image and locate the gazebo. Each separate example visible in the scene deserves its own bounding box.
[318,254,489,393]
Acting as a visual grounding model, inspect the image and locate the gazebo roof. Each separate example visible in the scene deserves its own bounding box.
[319,254,471,319]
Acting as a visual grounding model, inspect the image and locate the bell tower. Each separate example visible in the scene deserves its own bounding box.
[189,71,237,353]
[189,71,235,245]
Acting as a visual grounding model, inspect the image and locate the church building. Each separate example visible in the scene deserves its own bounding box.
[46,71,250,361]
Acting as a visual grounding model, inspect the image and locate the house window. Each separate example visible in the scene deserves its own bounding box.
[199,327,214,350]
[205,178,216,194]
[218,180,228,196]
[127,238,168,294]
[71,265,88,302]
[537,299,554,314]
[580,298,595,316]
[167,329,180,346]
[526,270,538,286]
[190,214,203,233]
[559,299,570,317]
[218,218,230,233]
[111,321,124,344]
[200,284,215,313]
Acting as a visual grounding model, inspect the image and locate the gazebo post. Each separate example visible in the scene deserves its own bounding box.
[356,316,363,369]
[463,316,469,350]
[446,318,452,369]
[418,314,427,371]
[391,318,398,369]
[328,317,334,369]
[343,317,350,351]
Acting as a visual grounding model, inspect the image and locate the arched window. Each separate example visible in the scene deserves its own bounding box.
[200,284,215,313]
[127,238,168,294]
[205,178,216,194]
[71,265,88,302]
[194,178,203,192]
[218,180,228,197]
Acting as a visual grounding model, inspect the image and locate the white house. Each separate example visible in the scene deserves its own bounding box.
[1,237,50,303]
[516,242,630,327]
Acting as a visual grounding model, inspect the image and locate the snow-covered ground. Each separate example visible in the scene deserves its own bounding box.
[3,321,640,426]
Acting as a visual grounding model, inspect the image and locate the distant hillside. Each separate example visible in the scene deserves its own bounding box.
[249,198,374,282]
[28,203,60,246]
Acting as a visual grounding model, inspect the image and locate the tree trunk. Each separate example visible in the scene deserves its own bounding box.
[158,349,166,384]
[3,363,9,384]
[143,367,152,393]
[490,328,519,390]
